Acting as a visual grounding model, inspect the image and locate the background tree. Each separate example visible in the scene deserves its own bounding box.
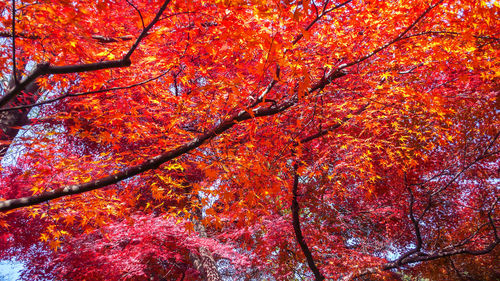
[0,0,498,280]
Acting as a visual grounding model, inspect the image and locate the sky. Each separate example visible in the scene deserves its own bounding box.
[0,261,22,281]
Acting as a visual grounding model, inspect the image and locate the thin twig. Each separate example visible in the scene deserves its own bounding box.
[125,0,145,29]
[338,0,445,72]
[291,0,353,45]
[0,69,172,112]
[11,0,17,85]
[124,0,171,60]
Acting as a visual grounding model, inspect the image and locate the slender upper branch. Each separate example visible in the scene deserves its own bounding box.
[11,0,18,85]
[0,69,172,112]
[291,0,353,45]
[338,0,444,71]
[125,0,145,29]
[124,0,171,60]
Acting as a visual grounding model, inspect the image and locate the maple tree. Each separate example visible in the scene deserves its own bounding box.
[0,0,498,280]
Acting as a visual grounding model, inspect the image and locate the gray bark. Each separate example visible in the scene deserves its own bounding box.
[190,207,223,281]
[0,73,41,159]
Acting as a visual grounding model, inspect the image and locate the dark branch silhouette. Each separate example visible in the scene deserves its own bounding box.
[288,105,367,280]
[291,162,325,281]
[0,69,172,112]
[0,31,40,39]
[341,140,499,280]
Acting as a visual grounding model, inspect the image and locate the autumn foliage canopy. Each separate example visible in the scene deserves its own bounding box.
[0,0,498,280]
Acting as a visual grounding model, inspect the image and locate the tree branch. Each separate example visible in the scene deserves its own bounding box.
[0,95,293,211]
[289,104,367,280]
[125,0,145,29]
[343,238,499,281]
[0,69,172,112]
[0,32,137,43]
[0,60,131,109]
[123,0,171,60]
[291,0,353,45]
[91,35,134,43]
[291,162,325,281]
[11,0,18,85]
[396,179,423,265]
[488,197,499,241]
[338,0,444,71]
[0,62,50,108]
[0,31,39,39]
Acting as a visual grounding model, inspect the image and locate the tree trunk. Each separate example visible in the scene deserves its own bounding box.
[190,206,223,281]
[0,72,41,160]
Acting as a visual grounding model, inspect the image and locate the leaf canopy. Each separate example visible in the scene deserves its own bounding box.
[0,0,498,280]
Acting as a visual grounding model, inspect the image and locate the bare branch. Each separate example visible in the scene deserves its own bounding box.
[125,0,145,29]
[343,239,499,281]
[11,0,18,85]
[324,0,353,14]
[124,0,172,60]
[0,69,172,112]
[291,0,353,45]
[91,35,134,43]
[291,162,325,281]
[0,31,39,39]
